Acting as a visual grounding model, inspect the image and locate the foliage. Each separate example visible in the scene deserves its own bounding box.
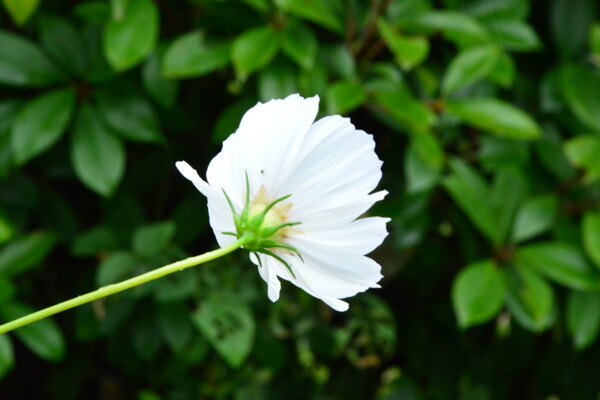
[0,0,600,398]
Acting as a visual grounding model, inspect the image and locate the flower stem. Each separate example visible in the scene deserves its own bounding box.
[0,238,248,335]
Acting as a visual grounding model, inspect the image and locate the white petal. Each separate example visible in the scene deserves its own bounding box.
[255,255,282,302]
[295,216,390,255]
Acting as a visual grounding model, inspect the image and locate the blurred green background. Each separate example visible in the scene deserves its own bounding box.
[1,0,600,398]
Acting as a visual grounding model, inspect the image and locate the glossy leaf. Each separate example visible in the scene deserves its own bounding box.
[274,0,343,33]
[162,31,231,79]
[516,242,600,290]
[11,88,75,165]
[582,211,600,270]
[0,232,56,277]
[442,45,500,94]
[1,302,65,362]
[0,334,13,379]
[326,81,366,115]
[559,64,600,132]
[231,26,280,77]
[96,251,137,287]
[452,260,506,328]
[487,20,541,51]
[567,291,600,350]
[378,19,429,71]
[142,53,178,108]
[490,168,528,244]
[39,15,87,77]
[411,11,490,47]
[0,30,65,87]
[551,0,594,59]
[103,0,159,71]
[71,105,125,196]
[192,295,255,368]
[563,134,600,184]
[406,133,444,193]
[512,195,558,243]
[132,221,176,257]
[446,98,541,140]
[505,265,555,332]
[282,19,317,69]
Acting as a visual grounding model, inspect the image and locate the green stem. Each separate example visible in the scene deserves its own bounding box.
[0,238,248,335]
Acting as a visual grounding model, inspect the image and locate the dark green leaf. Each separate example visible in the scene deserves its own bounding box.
[11,88,75,165]
[142,53,178,108]
[559,64,600,132]
[1,302,65,362]
[567,291,600,350]
[0,232,55,277]
[443,158,498,242]
[162,31,231,79]
[103,0,158,71]
[96,251,137,286]
[411,11,491,47]
[488,52,516,88]
[0,30,65,87]
[157,302,193,353]
[452,260,506,328]
[232,26,280,77]
[3,0,39,26]
[486,20,541,51]
[446,98,541,140]
[257,61,297,102]
[0,333,13,379]
[478,136,528,171]
[490,168,529,244]
[71,226,119,257]
[512,195,558,243]
[132,221,175,257]
[551,0,595,59]
[405,132,444,193]
[274,0,343,33]
[516,242,600,290]
[373,86,437,132]
[505,265,555,332]
[591,23,600,56]
[38,15,87,77]
[95,90,162,143]
[582,211,600,270]
[71,105,125,196]
[282,19,317,69]
[442,45,500,95]
[192,295,255,368]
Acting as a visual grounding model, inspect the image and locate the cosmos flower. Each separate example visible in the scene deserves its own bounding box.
[176,94,388,311]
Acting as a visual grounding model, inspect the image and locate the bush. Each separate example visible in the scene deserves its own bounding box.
[1,0,600,399]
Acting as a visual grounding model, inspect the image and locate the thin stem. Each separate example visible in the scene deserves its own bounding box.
[0,238,248,335]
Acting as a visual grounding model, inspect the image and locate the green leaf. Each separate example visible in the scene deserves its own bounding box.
[95,90,162,143]
[478,136,528,171]
[591,23,600,57]
[192,295,255,368]
[512,195,558,243]
[96,251,137,286]
[132,221,175,257]
[443,158,498,242]
[377,19,429,71]
[282,19,317,69]
[162,31,231,79]
[490,168,529,244]
[157,302,193,353]
[71,105,125,196]
[110,0,130,20]
[11,88,75,165]
[39,15,87,77]
[452,260,506,328]
[0,30,66,87]
[567,291,600,350]
[373,85,437,132]
[487,20,541,51]
[411,11,491,47]
[516,242,600,290]
[505,265,555,332]
[71,226,118,257]
[488,52,516,88]
[142,53,178,108]
[257,61,297,102]
[551,0,594,59]
[232,26,280,77]
[442,45,501,95]
[0,232,55,277]
[326,81,366,115]
[2,0,40,25]
[0,334,13,379]
[446,98,541,140]
[274,0,343,33]
[1,302,65,362]
[559,64,600,132]
[405,132,444,193]
[582,211,600,270]
[564,134,600,184]
[103,0,158,71]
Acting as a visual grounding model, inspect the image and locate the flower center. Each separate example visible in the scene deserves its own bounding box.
[249,186,293,240]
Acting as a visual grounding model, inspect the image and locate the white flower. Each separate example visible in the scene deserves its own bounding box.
[176,94,389,311]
